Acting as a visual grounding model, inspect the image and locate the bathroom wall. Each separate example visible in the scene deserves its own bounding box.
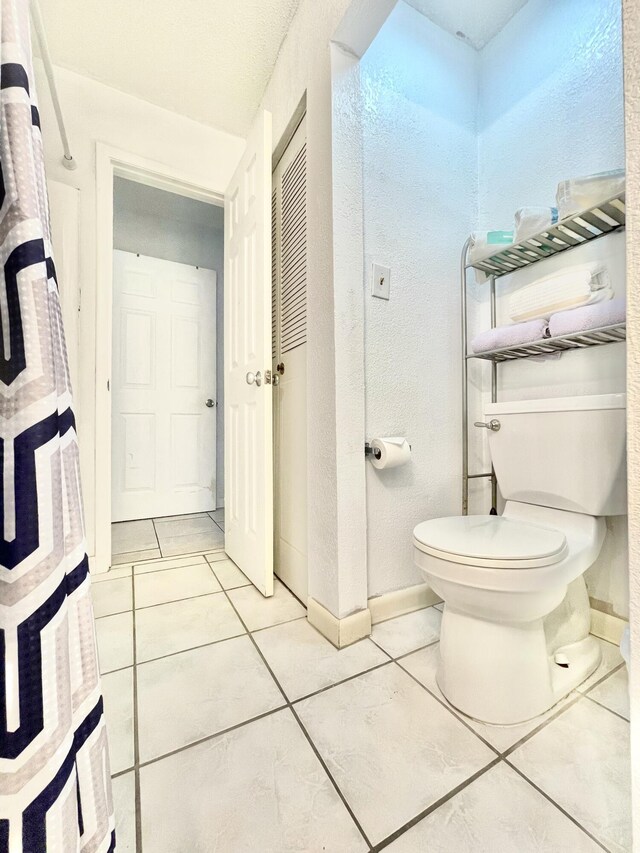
[475,0,628,618]
[360,3,478,597]
[113,179,226,507]
[36,62,244,560]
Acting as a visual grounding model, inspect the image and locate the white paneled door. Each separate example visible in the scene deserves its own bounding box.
[224,110,274,596]
[112,251,217,521]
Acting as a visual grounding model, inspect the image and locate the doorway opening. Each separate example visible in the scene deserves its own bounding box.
[110,178,225,564]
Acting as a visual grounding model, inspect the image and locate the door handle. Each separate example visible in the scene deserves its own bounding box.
[474,419,501,432]
[205,398,216,408]
[246,371,262,387]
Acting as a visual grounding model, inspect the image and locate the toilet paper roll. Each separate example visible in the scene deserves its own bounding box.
[370,437,411,470]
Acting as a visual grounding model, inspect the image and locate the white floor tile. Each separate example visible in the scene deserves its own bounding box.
[509,699,631,853]
[371,607,441,658]
[157,529,225,557]
[209,558,250,590]
[135,593,244,662]
[399,642,578,753]
[208,509,225,524]
[92,565,132,584]
[133,554,207,575]
[140,709,367,853]
[295,664,495,845]
[587,666,630,720]
[576,637,624,693]
[153,513,209,524]
[112,548,161,565]
[227,578,306,631]
[112,520,158,554]
[111,772,136,853]
[205,551,228,563]
[137,635,284,762]
[214,520,225,532]
[154,516,219,537]
[96,612,134,674]
[92,577,132,618]
[102,667,134,774]
[134,563,221,609]
[386,762,601,852]
[254,618,389,701]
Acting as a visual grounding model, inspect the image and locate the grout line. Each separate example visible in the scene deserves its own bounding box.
[150,519,162,556]
[500,692,586,759]
[503,759,613,852]
[291,660,393,704]
[370,758,501,852]
[130,574,143,853]
[136,629,247,667]
[577,662,626,698]
[393,660,501,757]
[218,585,374,851]
[135,704,289,771]
[249,614,308,634]
[583,692,630,723]
[370,603,442,628]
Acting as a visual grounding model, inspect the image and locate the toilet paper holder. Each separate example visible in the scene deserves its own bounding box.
[364,441,411,459]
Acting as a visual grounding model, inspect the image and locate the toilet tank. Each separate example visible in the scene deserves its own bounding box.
[484,393,627,515]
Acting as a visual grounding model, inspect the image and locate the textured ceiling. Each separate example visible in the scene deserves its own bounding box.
[404,0,529,49]
[35,0,304,137]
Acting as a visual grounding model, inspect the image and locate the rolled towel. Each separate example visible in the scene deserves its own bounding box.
[548,297,626,338]
[471,318,549,354]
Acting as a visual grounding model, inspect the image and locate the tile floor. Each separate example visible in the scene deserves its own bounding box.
[111,510,226,564]
[93,552,631,852]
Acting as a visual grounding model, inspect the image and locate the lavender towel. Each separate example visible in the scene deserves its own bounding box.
[548,298,626,337]
[471,318,549,353]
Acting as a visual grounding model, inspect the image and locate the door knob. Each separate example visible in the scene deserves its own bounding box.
[276,362,285,375]
[246,371,262,387]
[205,398,216,408]
[474,419,501,432]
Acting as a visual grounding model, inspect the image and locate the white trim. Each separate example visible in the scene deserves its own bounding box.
[94,142,224,573]
[307,598,371,648]
[590,607,628,646]
[368,583,442,625]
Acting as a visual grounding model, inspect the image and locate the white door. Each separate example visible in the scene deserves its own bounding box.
[224,110,274,596]
[272,117,308,601]
[112,251,217,521]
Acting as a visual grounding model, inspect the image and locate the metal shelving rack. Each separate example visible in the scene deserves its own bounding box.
[461,192,626,515]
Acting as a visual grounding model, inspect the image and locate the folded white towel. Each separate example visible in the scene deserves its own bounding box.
[471,319,549,354]
[548,298,626,337]
[508,263,611,323]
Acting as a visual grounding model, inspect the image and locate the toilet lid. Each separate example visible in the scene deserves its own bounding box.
[413,516,567,568]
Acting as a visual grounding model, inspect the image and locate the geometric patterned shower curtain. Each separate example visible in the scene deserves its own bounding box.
[0,2,115,850]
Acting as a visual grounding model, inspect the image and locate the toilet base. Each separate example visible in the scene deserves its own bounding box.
[436,606,601,725]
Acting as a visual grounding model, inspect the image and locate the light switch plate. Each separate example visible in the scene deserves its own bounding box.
[371,263,391,300]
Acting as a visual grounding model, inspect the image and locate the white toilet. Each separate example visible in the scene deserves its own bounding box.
[413,393,627,725]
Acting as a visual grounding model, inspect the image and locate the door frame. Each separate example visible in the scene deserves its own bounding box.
[94,143,224,573]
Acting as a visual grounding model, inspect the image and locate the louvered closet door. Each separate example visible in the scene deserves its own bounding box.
[272,115,308,602]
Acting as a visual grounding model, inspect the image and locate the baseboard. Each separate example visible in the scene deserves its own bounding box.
[590,607,627,645]
[307,598,372,648]
[368,583,442,625]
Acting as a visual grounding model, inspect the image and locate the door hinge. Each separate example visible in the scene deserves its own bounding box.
[264,369,272,385]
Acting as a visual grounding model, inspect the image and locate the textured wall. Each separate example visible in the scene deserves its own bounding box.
[36,63,244,558]
[113,180,226,507]
[361,3,478,596]
[476,0,627,618]
[622,0,640,842]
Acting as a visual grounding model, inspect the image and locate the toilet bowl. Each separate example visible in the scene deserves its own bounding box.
[413,393,626,725]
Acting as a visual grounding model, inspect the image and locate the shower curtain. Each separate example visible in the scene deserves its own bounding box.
[0,1,115,851]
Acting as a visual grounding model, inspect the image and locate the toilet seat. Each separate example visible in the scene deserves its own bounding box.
[413,515,567,569]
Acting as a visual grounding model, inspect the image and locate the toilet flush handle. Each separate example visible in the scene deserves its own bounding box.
[474,419,501,432]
